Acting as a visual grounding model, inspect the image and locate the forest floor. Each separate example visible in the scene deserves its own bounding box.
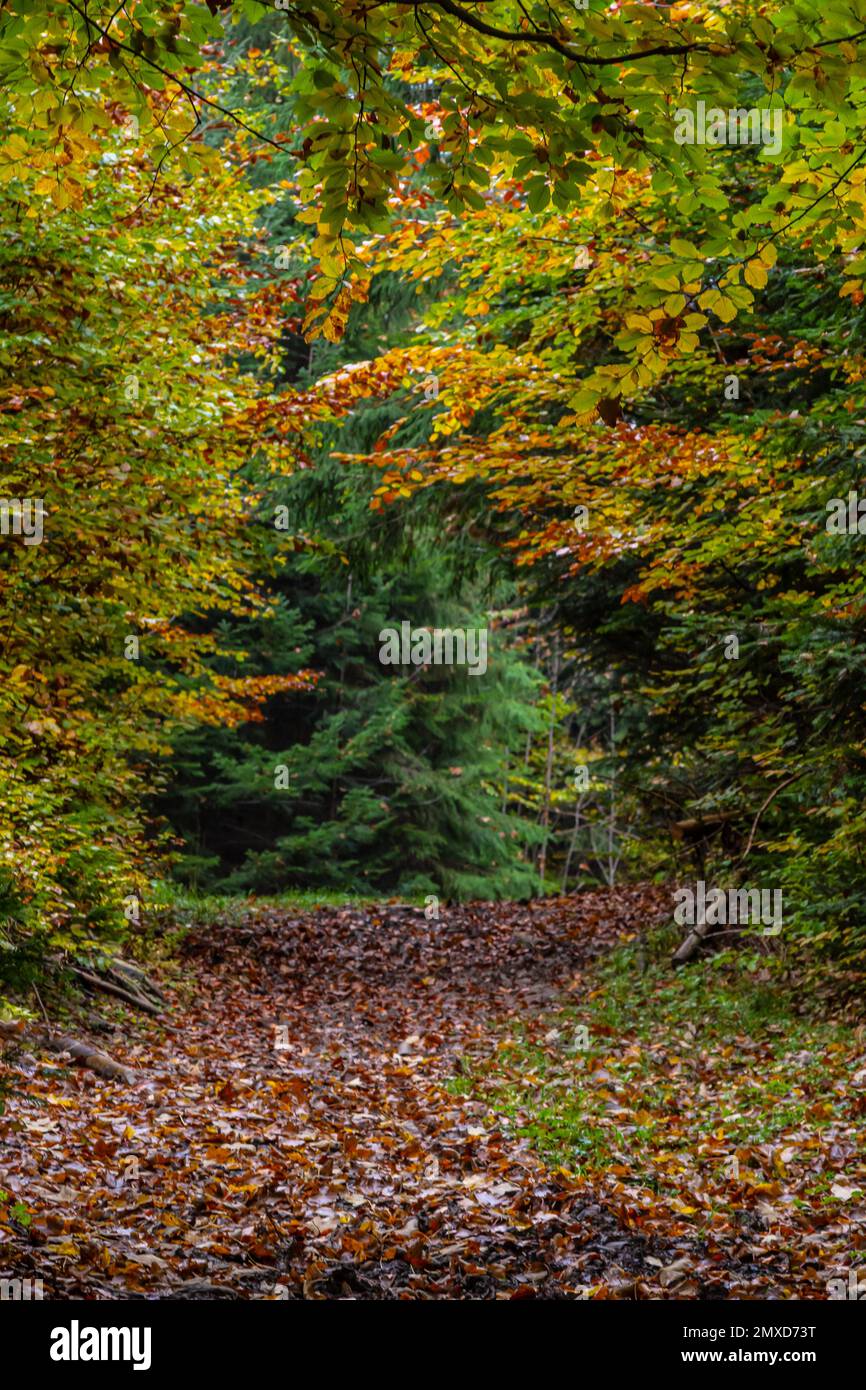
[1,890,864,1300]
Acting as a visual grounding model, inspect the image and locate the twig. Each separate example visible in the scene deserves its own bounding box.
[32,984,51,1029]
[740,773,803,860]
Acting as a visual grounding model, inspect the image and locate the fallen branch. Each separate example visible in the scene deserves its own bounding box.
[671,908,711,966]
[0,1020,136,1084]
[106,958,168,1004]
[70,967,161,1016]
[670,813,737,839]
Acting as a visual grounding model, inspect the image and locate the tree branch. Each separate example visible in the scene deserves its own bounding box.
[421,0,718,67]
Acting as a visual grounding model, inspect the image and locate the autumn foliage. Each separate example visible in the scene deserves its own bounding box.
[4,1,866,973]
[5,0,866,1316]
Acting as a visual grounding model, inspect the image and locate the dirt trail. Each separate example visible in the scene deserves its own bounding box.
[1,889,676,1299]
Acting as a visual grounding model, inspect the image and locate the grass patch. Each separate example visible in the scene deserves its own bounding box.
[458,926,866,1235]
[151,883,426,927]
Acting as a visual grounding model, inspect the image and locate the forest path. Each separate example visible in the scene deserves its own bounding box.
[2,890,678,1300]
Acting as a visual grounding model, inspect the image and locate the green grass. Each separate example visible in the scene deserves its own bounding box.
[151,883,427,925]
[455,925,866,1223]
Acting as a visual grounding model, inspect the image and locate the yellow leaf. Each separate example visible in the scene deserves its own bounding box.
[671,237,700,259]
[311,233,339,256]
[744,259,768,289]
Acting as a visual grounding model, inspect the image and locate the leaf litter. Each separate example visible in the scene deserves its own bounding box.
[3,887,861,1299]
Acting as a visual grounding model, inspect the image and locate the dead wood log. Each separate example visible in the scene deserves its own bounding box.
[70,967,161,1016]
[670,813,737,838]
[0,1020,136,1083]
[672,908,711,966]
